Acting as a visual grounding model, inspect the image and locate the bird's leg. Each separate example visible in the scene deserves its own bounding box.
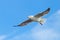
[40,23,43,25]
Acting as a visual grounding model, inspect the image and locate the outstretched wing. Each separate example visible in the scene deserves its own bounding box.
[34,8,50,18]
[17,19,33,26]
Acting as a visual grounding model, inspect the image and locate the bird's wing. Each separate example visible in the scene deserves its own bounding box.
[34,8,50,18]
[17,19,33,26]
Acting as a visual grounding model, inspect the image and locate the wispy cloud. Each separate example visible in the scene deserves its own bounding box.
[0,35,7,40]
[31,27,59,40]
[47,10,60,28]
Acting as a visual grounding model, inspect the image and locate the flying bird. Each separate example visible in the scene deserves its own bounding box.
[17,8,50,26]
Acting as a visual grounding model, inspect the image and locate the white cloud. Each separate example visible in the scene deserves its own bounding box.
[10,27,60,40]
[31,26,59,40]
[56,10,60,14]
[0,35,7,40]
[47,10,60,28]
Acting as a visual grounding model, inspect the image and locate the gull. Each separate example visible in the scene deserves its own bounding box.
[17,8,50,26]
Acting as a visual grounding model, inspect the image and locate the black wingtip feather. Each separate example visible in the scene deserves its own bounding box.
[47,8,50,11]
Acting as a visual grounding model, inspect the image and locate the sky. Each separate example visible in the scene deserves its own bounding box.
[0,0,60,40]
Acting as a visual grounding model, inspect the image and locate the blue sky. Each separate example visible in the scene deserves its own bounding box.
[0,0,60,40]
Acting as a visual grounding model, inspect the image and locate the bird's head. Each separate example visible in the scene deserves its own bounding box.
[28,15,34,18]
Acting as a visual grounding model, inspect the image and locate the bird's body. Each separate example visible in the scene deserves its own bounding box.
[28,16,46,25]
[16,8,50,26]
[28,16,39,22]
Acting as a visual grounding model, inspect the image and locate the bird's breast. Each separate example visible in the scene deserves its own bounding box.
[30,17,40,21]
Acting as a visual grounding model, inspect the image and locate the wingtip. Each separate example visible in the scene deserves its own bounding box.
[13,25,19,27]
[13,25,21,27]
[48,8,50,11]
[17,24,24,26]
